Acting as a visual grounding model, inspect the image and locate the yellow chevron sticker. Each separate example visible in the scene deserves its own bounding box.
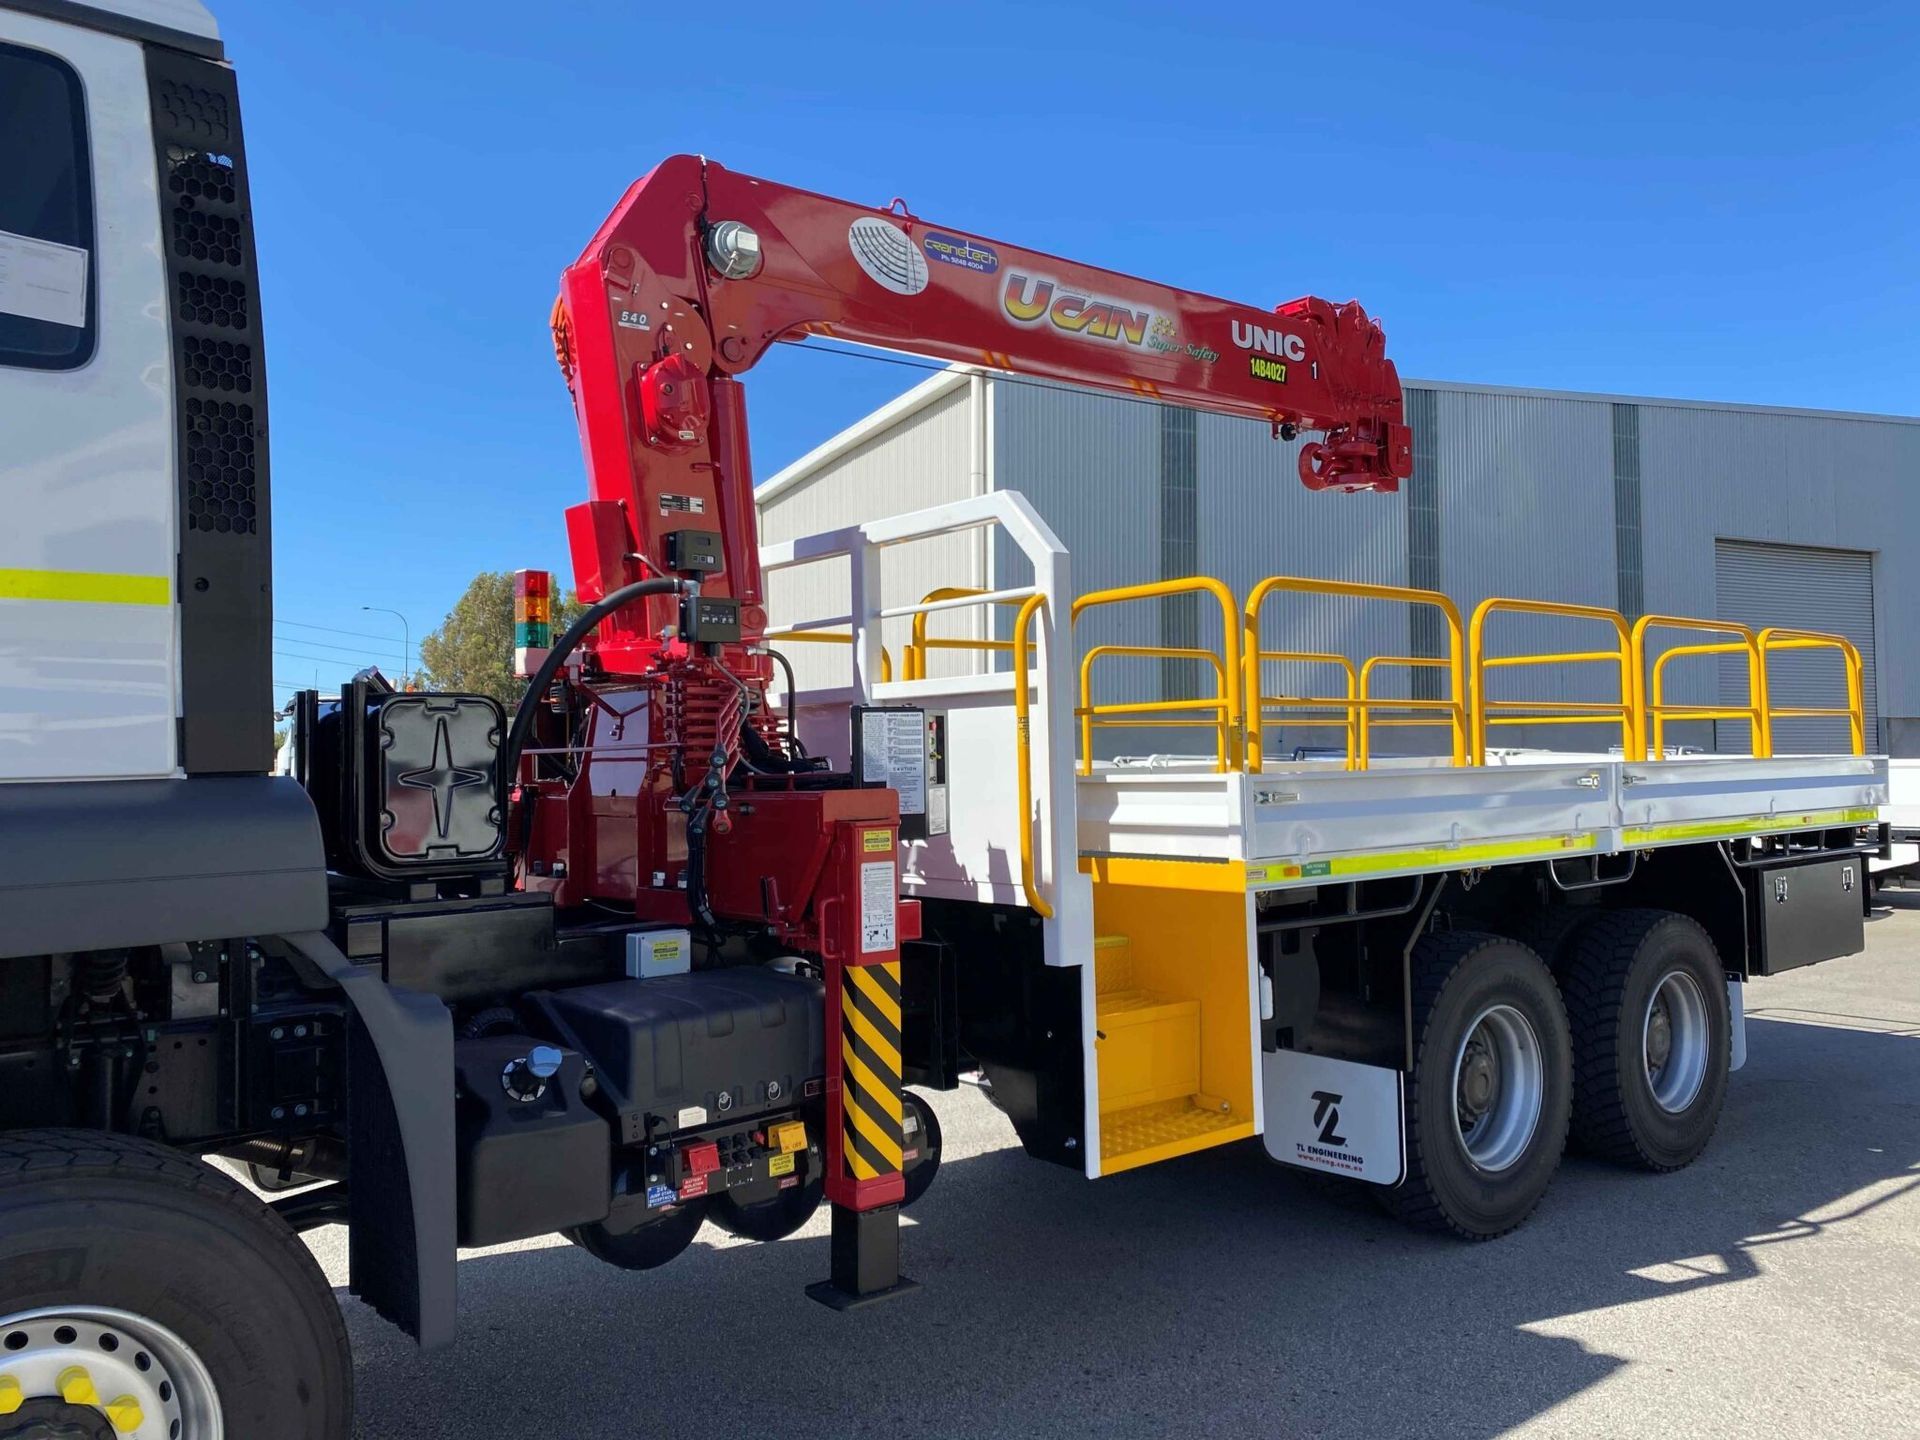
[0,568,170,606]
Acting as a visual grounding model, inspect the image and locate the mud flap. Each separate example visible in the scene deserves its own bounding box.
[286,931,457,1348]
[1729,978,1747,1072]
[1260,1048,1405,1186]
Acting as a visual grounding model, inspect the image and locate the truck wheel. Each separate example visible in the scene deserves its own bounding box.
[565,1201,705,1271]
[0,1129,351,1440]
[1559,909,1730,1171]
[900,1092,941,1208]
[1391,931,1572,1239]
[710,1181,823,1242]
[1503,904,1596,974]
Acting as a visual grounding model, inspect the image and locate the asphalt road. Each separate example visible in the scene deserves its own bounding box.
[315,896,1920,1438]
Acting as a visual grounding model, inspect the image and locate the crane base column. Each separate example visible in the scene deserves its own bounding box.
[806,1204,918,1310]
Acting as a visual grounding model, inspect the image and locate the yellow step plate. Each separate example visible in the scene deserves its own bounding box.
[1099,1097,1254,1174]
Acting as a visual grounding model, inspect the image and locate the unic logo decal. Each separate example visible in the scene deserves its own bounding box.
[1001,272,1153,346]
[1232,318,1308,362]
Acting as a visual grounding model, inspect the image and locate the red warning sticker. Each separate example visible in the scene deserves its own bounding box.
[678,1174,709,1200]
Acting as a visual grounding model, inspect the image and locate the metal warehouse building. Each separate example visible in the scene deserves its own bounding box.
[757,367,1920,760]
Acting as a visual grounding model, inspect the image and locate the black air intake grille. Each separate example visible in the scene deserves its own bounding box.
[154,76,231,146]
[176,271,249,330]
[182,335,253,397]
[169,197,242,266]
[149,45,273,775]
[165,147,237,204]
[182,397,257,534]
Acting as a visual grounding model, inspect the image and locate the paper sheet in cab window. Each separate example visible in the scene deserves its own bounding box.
[0,229,88,328]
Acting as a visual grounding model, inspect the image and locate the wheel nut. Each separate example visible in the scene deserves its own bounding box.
[58,1365,98,1406]
[105,1395,145,1433]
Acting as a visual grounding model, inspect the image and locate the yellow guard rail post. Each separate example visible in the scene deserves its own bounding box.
[1251,651,1361,769]
[1079,645,1231,769]
[1469,598,1638,763]
[1243,577,1466,770]
[1356,656,1462,768]
[1756,628,1866,756]
[763,629,892,683]
[1071,578,1243,777]
[1010,594,1053,917]
[904,585,1019,681]
[1632,616,1765,757]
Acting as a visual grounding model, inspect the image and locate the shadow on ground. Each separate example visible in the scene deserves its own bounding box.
[338,987,1920,1438]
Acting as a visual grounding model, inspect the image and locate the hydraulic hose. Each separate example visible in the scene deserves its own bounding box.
[501,577,687,808]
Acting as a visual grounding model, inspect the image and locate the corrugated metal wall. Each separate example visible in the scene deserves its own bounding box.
[1714,540,1879,754]
[759,370,1920,758]
[1636,401,1920,749]
[989,380,1166,753]
[758,380,977,691]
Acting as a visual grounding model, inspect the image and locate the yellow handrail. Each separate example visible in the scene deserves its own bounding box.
[1071,578,1243,775]
[1079,645,1229,770]
[1357,656,1462,768]
[1469,598,1636,763]
[905,586,1025,680]
[1633,616,1765,757]
[1757,628,1866,755]
[1010,594,1053,917]
[1243,577,1465,769]
[1244,650,1361,769]
[764,629,893,683]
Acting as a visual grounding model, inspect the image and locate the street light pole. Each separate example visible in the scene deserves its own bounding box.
[362,606,411,685]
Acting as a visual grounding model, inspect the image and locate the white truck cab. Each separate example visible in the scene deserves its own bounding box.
[2,0,266,783]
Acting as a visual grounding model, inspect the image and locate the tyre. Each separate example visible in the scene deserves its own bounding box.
[710,1180,823,1242]
[1559,908,1730,1171]
[1502,903,1596,974]
[1391,931,1573,1239]
[565,1200,705,1270]
[900,1091,941,1208]
[0,1129,352,1440]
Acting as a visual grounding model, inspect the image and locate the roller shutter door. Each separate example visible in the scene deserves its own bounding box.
[1715,540,1878,754]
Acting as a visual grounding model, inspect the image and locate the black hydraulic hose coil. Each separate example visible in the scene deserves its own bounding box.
[500,577,686,809]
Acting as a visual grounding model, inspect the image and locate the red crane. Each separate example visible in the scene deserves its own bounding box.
[525,155,1412,1291]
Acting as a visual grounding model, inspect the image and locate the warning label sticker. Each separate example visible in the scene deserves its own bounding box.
[769,1152,796,1178]
[860,859,896,953]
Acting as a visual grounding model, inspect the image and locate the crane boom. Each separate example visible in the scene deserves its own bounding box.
[551,154,1412,675]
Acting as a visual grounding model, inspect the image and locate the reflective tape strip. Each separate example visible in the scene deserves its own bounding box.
[0,568,170,606]
[1248,832,1598,888]
[1620,807,1877,847]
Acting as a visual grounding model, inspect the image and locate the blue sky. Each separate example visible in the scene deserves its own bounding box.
[226,1,1918,701]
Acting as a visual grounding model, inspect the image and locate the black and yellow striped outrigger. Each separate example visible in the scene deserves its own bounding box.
[840,960,905,1182]
[807,812,918,1309]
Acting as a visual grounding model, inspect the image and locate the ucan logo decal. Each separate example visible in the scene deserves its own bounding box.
[1001,272,1153,346]
[849,217,929,296]
[923,230,998,274]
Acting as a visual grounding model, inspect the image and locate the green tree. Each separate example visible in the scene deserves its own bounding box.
[418,571,585,705]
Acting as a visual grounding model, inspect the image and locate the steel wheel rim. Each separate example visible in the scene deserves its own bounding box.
[1451,1003,1544,1173]
[1645,969,1710,1113]
[0,1305,222,1439]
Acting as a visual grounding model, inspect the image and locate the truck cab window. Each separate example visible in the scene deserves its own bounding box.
[0,41,94,370]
